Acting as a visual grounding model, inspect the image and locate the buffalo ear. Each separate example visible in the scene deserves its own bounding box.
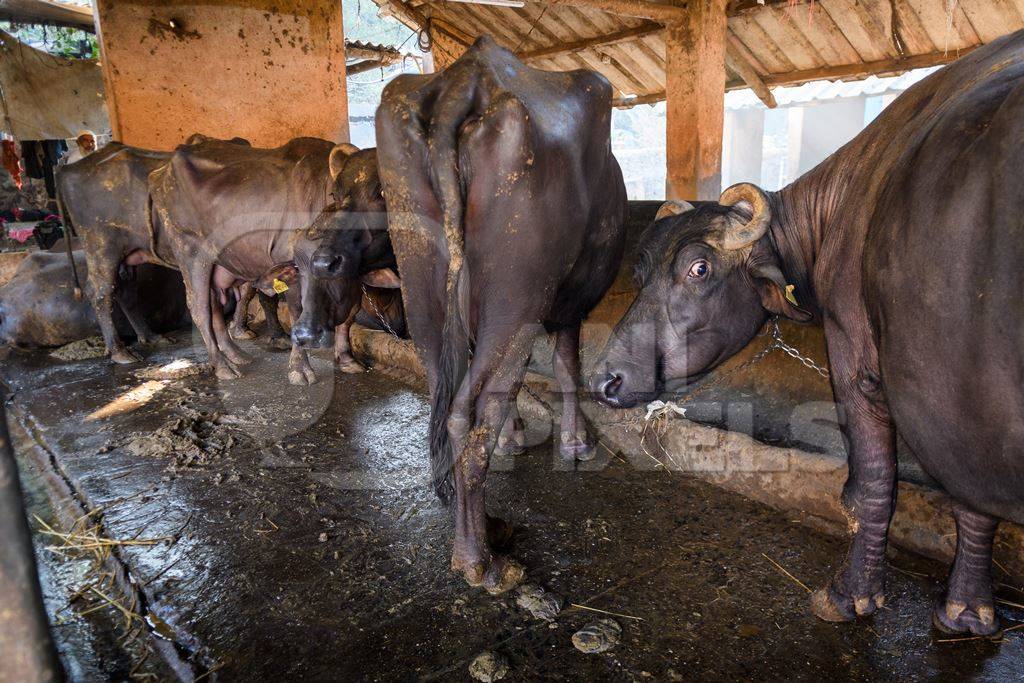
[749,262,812,322]
[256,263,298,296]
[329,142,360,180]
[361,267,401,289]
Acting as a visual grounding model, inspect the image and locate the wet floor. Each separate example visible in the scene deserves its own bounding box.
[4,336,1024,681]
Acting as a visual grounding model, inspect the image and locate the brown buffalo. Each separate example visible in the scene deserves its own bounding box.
[593,31,1024,635]
[374,37,628,593]
[148,137,376,383]
[56,142,175,362]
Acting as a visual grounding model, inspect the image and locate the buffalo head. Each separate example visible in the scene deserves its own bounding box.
[293,144,389,282]
[591,183,811,408]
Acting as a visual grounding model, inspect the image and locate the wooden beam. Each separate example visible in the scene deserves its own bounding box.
[516,22,661,61]
[727,0,813,16]
[347,59,388,76]
[381,1,476,46]
[665,0,728,200]
[612,91,665,107]
[529,0,688,23]
[725,44,776,107]
[761,47,976,86]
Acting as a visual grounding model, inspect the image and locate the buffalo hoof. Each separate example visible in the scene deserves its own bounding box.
[810,586,884,623]
[267,336,291,351]
[111,348,142,364]
[460,555,526,596]
[215,361,242,381]
[496,422,527,457]
[560,435,596,462]
[336,358,367,374]
[288,365,317,386]
[933,600,1001,637]
[230,327,257,341]
[225,349,253,366]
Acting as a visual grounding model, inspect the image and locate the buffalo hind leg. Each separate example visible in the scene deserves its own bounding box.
[495,403,526,457]
[229,282,257,340]
[811,338,896,622]
[179,255,240,380]
[554,324,594,460]
[115,290,162,346]
[89,250,138,363]
[933,503,1000,636]
[210,290,251,366]
[449,336,533,594]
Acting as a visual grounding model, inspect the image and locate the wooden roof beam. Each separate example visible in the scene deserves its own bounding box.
[528,0,688,24]
[761,47,977,86]
[725,39,776,107]
[516,21,662,61]
[380,1,476,46]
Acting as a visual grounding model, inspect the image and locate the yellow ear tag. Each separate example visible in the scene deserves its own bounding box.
[272,278,289,294]
[784,284,799,306]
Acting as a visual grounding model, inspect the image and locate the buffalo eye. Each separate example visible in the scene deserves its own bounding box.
[687,259,710,280]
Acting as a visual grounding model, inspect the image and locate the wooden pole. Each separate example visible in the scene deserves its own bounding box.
[0,402,62,683]
[665,0,727,200]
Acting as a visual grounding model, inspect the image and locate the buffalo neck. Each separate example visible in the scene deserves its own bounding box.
[763,156,844,322]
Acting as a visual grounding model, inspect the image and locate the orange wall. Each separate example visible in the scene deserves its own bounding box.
[95,0,348,150]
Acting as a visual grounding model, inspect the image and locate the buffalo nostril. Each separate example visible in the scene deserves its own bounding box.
[312,254,342,277]
[599,373,623,399]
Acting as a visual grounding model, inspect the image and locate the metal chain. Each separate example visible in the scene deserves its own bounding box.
[767,319,831,378]
[665,317,829,408]
[360,283,401,339]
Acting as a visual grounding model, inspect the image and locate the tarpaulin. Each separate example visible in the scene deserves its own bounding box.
[0,29,108,141]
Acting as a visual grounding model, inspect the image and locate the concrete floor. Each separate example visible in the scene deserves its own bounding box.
[4,335,1024,681]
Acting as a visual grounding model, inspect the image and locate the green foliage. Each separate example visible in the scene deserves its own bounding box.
[0,22,98,59]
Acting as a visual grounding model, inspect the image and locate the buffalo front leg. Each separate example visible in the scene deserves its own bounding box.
[933,503,1001,636]
[553,323,594,461]
[179,256,240,380]
[229,282,257,340]
[811,348,896,622]
[259,292,291,350]
[283,288,316,386]
[210,290,252,366]
[334,293,365,374]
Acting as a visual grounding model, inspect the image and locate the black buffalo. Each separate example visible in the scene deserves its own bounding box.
[373,36,627,594]
[593,31,1024,635]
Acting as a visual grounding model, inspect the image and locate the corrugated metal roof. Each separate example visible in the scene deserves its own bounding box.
[384,0,1020,102]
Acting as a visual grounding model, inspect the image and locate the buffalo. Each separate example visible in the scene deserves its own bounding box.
[372,36,627,593]
[148,137,387,383]
[285,147,398,366]
[592,31,1024,635]
[0,249,188,348]
[56,142,175,363]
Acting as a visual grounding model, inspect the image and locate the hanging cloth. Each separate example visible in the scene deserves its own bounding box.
[2,139,21,188]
